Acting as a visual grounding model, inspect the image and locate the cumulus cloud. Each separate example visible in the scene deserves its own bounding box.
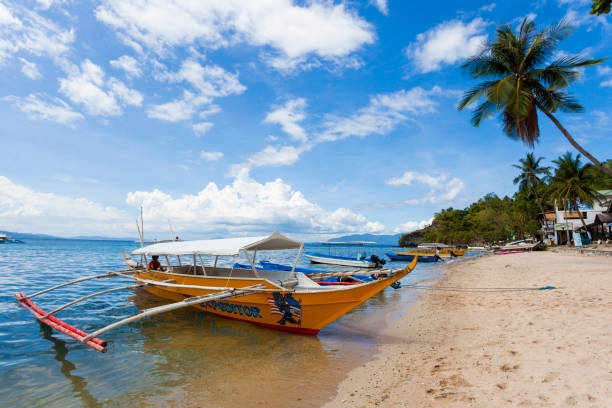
[5,93,83,125]
[386,171,466,205]
[370,0,388,15]
[200,150,223,161]
[95,0,374,71]
[148,60,245,125]
[126,171,384,235]
[59,59,142,116]
[0,3,74,65]
[0,176,128,236]
[193,121,213,136]
[405,18,488,73]
[263,98,307,142]
[19,57,41,79]
[110,54,142,78]
[229,145,311,176]
[393,218,433,233]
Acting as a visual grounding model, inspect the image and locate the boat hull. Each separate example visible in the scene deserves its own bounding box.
[134,259,416,334]
[304,253,376,268]
[386,252,439,262]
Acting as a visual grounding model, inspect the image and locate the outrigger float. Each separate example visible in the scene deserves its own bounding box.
[15,232,415,353]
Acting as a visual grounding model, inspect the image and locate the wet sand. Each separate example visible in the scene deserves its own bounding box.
[325,252,612,407]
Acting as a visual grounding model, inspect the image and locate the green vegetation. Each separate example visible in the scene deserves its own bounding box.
[400,153,612,246]
[458,18,611,177]
[590,0,611,15]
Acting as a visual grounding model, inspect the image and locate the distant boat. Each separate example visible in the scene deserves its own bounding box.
[135,237,182,245]
[304,241,384,268]
[387,251,439,262]
[412,246,469,256]
[0,233,24,244]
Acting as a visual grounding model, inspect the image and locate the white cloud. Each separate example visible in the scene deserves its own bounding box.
[126,171,384,235]
[108,77,143,106]
[231,86,453,175]
[34,0,68,9]
[59,59,143,116]
[19,57,41,79]
[405,18,488,73]
[0,3,21,26]
[110,54,142,78]
[147,91,202,122]
[370,0,388,15]
[393,218,433,233]
[263,98,307,142]
[386,171,466,205]
[95,0,374,71]
[601,78,612,87]
[148,60,245,122]
[0,4,74,65]
[6,93,83,125]
[478,3,496,12]
[318,86,446,142]
[0,176,128,236]
[193,122,213,136]
[229,144,311,176]
[200,150,223,161]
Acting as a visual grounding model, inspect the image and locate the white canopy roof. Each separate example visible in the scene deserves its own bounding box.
[131,231,302,256]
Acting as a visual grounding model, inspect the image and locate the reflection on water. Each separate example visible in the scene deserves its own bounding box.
[0,239,472,407]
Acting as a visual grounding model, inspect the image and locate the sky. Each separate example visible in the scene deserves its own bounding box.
[0,0,611,240]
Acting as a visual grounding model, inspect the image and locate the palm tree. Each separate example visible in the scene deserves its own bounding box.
[549,152,603,232]
[591,0,611,15]
[458,18,612,177]
[512,152,550,214]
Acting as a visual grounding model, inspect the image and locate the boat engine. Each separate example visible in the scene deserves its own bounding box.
[370,254,386,268]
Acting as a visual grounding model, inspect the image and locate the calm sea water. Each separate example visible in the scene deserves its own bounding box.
[0,239,470,407]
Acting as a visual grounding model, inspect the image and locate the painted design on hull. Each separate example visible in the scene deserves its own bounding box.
[269,293,301,326]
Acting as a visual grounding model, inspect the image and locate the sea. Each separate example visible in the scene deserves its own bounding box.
[0,239,478,407]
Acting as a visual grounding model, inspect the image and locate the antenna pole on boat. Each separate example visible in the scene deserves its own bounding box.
[290,244,304,274]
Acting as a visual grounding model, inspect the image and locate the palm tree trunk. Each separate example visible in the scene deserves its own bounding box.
[537,104,612,177]
[533,188,545,215]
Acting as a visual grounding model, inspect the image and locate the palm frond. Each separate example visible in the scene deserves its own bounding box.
[457,80,499,110]
[471,101,497,127]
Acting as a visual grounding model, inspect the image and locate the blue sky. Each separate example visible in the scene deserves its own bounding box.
[0,0,611,239]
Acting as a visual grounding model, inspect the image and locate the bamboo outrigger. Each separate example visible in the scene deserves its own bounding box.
[15,232,416,353]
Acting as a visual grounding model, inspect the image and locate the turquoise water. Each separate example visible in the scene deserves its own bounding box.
[0,239,458,407]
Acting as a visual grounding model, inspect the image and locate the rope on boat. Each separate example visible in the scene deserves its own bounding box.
[400,284,558,292]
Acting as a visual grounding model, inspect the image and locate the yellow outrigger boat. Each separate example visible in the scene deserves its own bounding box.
[403,247,469,257]
[15,232,415,352]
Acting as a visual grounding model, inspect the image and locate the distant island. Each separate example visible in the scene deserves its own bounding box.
[328,233,402,246]
[0,230,135,241]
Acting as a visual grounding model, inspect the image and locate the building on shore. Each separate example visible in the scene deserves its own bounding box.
[538,190,612,245]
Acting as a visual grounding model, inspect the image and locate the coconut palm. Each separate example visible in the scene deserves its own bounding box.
[549,152,603,231]
[458,18,612,177]
[591,0,611,15]
[512,152,550,214]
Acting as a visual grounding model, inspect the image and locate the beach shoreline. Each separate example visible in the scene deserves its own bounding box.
[323,251,612,407]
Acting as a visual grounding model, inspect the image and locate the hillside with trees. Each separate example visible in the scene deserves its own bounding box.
[399,154,612,246]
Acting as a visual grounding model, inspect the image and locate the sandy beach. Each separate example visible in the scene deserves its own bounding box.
[325,251,612,407]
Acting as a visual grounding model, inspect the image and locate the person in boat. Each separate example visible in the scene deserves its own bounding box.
[148,255,164,271]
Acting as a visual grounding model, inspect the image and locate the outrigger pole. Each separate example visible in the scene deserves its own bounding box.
[14,269,296,353]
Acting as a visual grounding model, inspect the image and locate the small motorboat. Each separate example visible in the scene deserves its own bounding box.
[0,233,24,243]
[386,251,439,262]
[304,241,385,268]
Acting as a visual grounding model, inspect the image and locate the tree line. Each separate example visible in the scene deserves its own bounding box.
[399,153,611,247]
